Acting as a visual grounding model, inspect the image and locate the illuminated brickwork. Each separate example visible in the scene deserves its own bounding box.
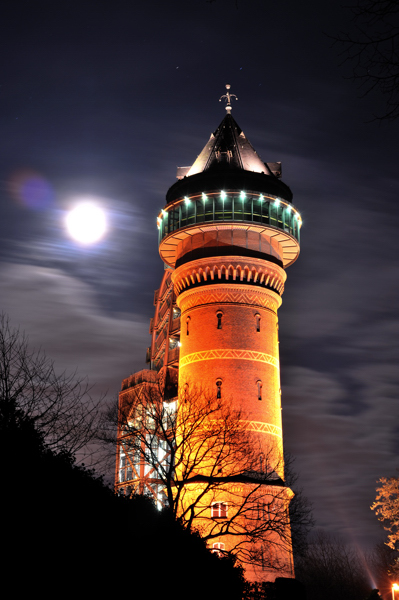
[116,102,302,583]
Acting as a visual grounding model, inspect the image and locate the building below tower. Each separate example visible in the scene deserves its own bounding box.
[115,90,301,583]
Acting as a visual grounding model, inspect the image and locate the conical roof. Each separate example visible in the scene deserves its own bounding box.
[167,112,293,204]
[186,113,273,176]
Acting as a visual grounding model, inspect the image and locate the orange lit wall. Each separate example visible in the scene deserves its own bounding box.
[169,223,296,582]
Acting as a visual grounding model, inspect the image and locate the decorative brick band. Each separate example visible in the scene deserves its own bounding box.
[177,284,281,313]
[172,256,286,297]
[180,348,279,369]
[242,420,282,438]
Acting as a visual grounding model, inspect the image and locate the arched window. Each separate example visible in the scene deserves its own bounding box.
[186,316,190,336]
[255,313,261,332]
[216,379,222,399]
[216,311,223,329]
[257,380,262,401]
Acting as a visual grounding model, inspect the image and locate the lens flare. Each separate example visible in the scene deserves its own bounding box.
[8,170,54,210]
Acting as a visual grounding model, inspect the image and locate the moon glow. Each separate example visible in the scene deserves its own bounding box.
[66,203,107,244]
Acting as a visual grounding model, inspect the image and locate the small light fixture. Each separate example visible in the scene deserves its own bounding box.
[202,193,207,201]
[392,583,399,600]
[220,190,226,200]
[275,199,280,206]
[184,196,190,205]
[286,205,291,213]
[240,191,246,200]
[259,194,264,202]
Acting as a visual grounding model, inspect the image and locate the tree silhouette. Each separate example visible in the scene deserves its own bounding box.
[102,376,312,575]
[295,531,371,600]
[335,0,399,120]
[0,313,102,455]
[0,350,245,598]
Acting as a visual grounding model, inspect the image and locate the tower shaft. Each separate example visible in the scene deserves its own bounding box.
[115,100,302,583]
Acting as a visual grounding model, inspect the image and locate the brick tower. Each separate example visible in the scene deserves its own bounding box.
[116,86,302,583]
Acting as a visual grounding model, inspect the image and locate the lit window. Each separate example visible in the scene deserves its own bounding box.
[211,502,228,518]
[212,542,225,556]
[118,446,136,483]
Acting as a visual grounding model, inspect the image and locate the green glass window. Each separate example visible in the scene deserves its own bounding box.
[187,201,195,225]
[233,196,244,221]
[205,197,214,221]
[253,198,262,222]
[224,196,232,220]
[243,198,252,221]
[196,199,205,223]
[214,196,224,220]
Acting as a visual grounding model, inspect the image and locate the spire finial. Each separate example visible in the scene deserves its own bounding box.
[219,84,238,113]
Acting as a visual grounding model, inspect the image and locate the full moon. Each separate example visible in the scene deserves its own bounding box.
[66,202,107,244]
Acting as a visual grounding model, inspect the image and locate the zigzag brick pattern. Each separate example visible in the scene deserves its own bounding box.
[242,420,282,438]
[179,348,279,368]
[179,288,280,312]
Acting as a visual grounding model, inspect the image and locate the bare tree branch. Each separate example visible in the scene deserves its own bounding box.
[334,0,399,120]
[100,372,311,573]
[0,313,103,456]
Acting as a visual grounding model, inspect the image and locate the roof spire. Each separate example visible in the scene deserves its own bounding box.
[219,84,238,113]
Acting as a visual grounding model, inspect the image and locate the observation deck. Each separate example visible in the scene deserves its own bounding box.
[157,110,301,270]
[158,189,301,269]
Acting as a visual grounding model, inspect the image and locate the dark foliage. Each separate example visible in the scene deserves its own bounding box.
[243,577,306,600]
[365,590,384,600]
[295,531,371,600]
[1,390,244,598]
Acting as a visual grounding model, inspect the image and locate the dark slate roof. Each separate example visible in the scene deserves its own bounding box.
[166,112,293,204]
[186,113,273,176]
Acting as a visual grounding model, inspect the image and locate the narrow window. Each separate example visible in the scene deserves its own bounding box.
[216,380,222,399]
[211,502,228,518]
[216,311,223,329]
[186,316,190,336]
[257,380,262,401]
[255,313,261,332]
[184,383,189,403]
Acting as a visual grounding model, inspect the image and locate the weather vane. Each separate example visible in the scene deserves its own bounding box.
[219,84,238,113]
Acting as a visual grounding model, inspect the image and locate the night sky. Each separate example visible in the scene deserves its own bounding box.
[1,0,399,554]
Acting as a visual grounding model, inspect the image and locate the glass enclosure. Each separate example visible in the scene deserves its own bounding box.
[158,193,301,244]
